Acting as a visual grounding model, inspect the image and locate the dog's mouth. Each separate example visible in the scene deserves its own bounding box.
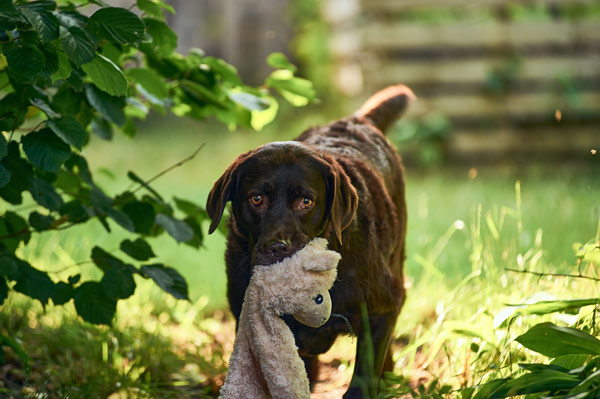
[252,235,309,266]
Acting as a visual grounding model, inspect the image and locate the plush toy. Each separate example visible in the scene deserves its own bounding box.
[219,238,340,399]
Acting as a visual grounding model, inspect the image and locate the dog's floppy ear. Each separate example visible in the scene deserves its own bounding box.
[322,156,358,245]
[206,151,253,234]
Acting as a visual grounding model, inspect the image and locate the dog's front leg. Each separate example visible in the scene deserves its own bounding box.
[344,311,397,399]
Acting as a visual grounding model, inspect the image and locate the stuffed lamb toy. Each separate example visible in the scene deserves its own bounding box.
[219,238,340,399]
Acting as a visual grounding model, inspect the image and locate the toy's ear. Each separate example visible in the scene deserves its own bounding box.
[206,151,254,234]
[303,249,341,272]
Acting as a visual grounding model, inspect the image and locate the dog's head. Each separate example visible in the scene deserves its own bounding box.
[206,141,358,265]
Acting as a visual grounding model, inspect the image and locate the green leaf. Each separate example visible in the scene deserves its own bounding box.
[141,264,188,300]
[28,211,55,231]
[137,0,162,18]
[90,186,113,211]
[155,213,194,243]
[0,143,34,204]
[22,128,72,172]
[52,281,73,305]
[5,46,46,83]
[0,164,11,188]
[73,281,116,325]
[91,117,113,140]
[47,115,87,150]
[55,10,87,29]
[60,200,92,222]
[180,80,227,108]
[59,25,95,66]
[0,133,7,160]
[107,208,135,232]
[30,177,63,211]
[143,18,177,57]
[516,322,600,357]
[101,264,135,300]
[0,0,22,30]
[84,84,126,126]
[127,170,163,200]
[30,97,60,118]
[128,67,168,99]
[0,276,7,306]
[266,70,316,106]
[251,95,278,130]
[202,56,241,85]
[87,7,145,45]
[0,255,19,280]
[490,370,579,398]
[13,261,56,305]
[0,212,30,254]
[229,91,270,111]
[120,238,155,261]
[82,55,128,97]
[19,4,60,42]
[510,298,600,317]
[122,200,155,235]
[52,51,72,83]
[267,52,297,72]
[91,246,125,272]
[182,216,203,249]
[174,197,208,221]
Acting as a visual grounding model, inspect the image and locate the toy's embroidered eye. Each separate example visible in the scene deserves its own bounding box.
[249,194,263,207]
[300,197,313,210]
[314,294,323,305]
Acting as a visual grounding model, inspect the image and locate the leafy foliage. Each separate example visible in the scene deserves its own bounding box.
[0,0,315,328]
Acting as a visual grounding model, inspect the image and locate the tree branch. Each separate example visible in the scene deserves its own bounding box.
[505,267,600,282]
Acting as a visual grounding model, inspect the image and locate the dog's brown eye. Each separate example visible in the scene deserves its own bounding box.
[249,195,263,207]
[300,197,313,209]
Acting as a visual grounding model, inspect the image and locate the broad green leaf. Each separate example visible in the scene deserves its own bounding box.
[182,216,203,249]
[91,117,113,140]
[13,261,56,305]
[229,91,270,111]
[127,170,163,200]
[0,164,11,188]
[91,246,125,272]
[141,264,188,300]
[5,46,46,83]
[266,70,316,106]
[22,129,71,172]
[155,213,194,243]
[0,277,7,306]
[107,208,135,232]
[551,354,590,370]
[28,211,54,231]
[267,52,297,72]
[55,10,87,28]
[87,7,145,45]
[52,281,73,305]
[143,18,177,57]
[509,298,599,317]
[30,177,63,211]
[174,197,209,221]
[84,84,126,126]
[0,143,34,204]
[60,200,92,222]
[82,55,128,97]
[101,264,135,299]
[0,0,22,30]
[251,95,278,130]
[122,200,155,235]
[73,281,116,325]
[0,212,30,254]
[202,56,241,85]
[0,133,7,159]
[19,4,60,42]
[127,67,168,99]
[516,322,600,357]
[48,115,87,150]
[30,98,60,118]
[90,186,113,211]
[120,238,155,261]
[59,25,95,66]
[0,255,19,280]
[137,0,162,18]
[180,80,227,108]
[490,370,579,398]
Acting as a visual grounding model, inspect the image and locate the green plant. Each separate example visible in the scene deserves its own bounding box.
[0,0,315,335]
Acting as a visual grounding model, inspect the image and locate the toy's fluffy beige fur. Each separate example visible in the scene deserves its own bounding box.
[219,238,340,399]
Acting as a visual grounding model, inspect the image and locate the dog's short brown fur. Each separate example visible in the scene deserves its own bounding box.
[207,85,414,398]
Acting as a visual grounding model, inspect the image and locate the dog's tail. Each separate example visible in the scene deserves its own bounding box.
[354,84,416,134]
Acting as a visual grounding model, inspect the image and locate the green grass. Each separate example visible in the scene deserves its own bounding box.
[1,115,599,398]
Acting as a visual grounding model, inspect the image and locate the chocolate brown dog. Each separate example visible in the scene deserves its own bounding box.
[207,85,414,398]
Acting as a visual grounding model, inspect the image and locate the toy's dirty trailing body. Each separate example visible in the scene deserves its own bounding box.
[219,238,340,399]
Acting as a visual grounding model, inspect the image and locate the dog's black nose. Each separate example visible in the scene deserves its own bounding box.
[268,240,292,257]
